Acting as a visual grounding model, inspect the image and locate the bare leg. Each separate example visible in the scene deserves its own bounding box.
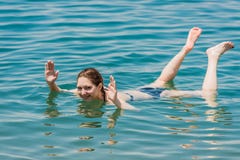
[202,41,234,106]
[160,41,234,107]
[150,27,202,87]
[202,41,234,91]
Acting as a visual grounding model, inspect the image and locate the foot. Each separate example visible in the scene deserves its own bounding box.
[184,27,202,52]
[206,41,234,58]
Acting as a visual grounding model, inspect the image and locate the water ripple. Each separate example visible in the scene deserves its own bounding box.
[1,0,240,160]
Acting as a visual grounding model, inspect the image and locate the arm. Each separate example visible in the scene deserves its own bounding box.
[45,60,61,92]
[106,75,137,110]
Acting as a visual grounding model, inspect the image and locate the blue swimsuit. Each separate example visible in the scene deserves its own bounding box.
[126,87,165,101]
[139,87,165,99]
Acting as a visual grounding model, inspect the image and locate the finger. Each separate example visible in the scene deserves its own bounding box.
[107,84,112,91]
[49,60,54,70]
[110,75,116,88]
[109,75,113,83]
[55,70,59,77]
[46,60,51,69]
[110,75,115,82]
[46,60,51,70]
[45,62,48,71]
[108,85,116,93]
[109,76,113,86]
[51,61,55,70]
[109,82,115,90]
[108,83,113,91]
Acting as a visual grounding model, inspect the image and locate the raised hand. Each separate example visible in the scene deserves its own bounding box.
[45,60,59,84]
[106,75,118,103]
[106,75,137,110]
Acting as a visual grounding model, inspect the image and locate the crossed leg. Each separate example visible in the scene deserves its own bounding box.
[127,27,234,107]
[147,27,234,106]
[160,41,234,106]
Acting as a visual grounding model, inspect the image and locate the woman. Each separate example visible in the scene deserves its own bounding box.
[45,27,234,109]
[45,62,136,110]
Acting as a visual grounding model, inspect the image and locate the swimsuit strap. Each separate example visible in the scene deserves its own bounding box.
[125,93,134,101]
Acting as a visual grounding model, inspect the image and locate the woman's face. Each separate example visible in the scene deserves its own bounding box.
[77,77,102,101]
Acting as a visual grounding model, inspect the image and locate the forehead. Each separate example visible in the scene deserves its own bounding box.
[77,77,95,86]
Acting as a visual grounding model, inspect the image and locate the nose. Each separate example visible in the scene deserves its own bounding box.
[80,89,88,95]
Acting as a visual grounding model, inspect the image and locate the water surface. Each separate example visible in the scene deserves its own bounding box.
[0,0,240,159]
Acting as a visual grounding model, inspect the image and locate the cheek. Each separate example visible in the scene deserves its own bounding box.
[91,88,101,97]
[86,87,98,95]
[88,89,95,94]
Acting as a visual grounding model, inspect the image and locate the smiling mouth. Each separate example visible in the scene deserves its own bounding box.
[81,95,91,100]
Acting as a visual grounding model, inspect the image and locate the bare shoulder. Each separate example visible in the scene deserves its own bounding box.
[70,88,78,94]
[61,88,77,94]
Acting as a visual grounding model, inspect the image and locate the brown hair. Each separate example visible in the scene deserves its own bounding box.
[77,68,106,102]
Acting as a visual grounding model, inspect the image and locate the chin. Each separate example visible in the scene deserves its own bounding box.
[79,95,92,101]
[82,97,92,101]
[85,99,93,102]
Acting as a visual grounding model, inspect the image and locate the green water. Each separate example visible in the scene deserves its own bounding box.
[0,0,240,159]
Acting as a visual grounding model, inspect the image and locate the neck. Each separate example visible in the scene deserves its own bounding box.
[99,89,105,101]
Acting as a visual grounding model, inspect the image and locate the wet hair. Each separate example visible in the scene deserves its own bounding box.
[77,68,106,102]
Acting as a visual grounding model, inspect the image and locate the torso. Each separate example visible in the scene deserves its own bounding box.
[120,87,165,101]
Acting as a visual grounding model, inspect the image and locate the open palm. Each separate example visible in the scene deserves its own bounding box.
[106,75,118,103]
[45,60,59,84]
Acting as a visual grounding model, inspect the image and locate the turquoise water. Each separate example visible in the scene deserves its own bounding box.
[1,0,240,159]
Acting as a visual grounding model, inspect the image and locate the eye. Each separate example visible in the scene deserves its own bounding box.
[77,87,82,91]
[86,86,92,90]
